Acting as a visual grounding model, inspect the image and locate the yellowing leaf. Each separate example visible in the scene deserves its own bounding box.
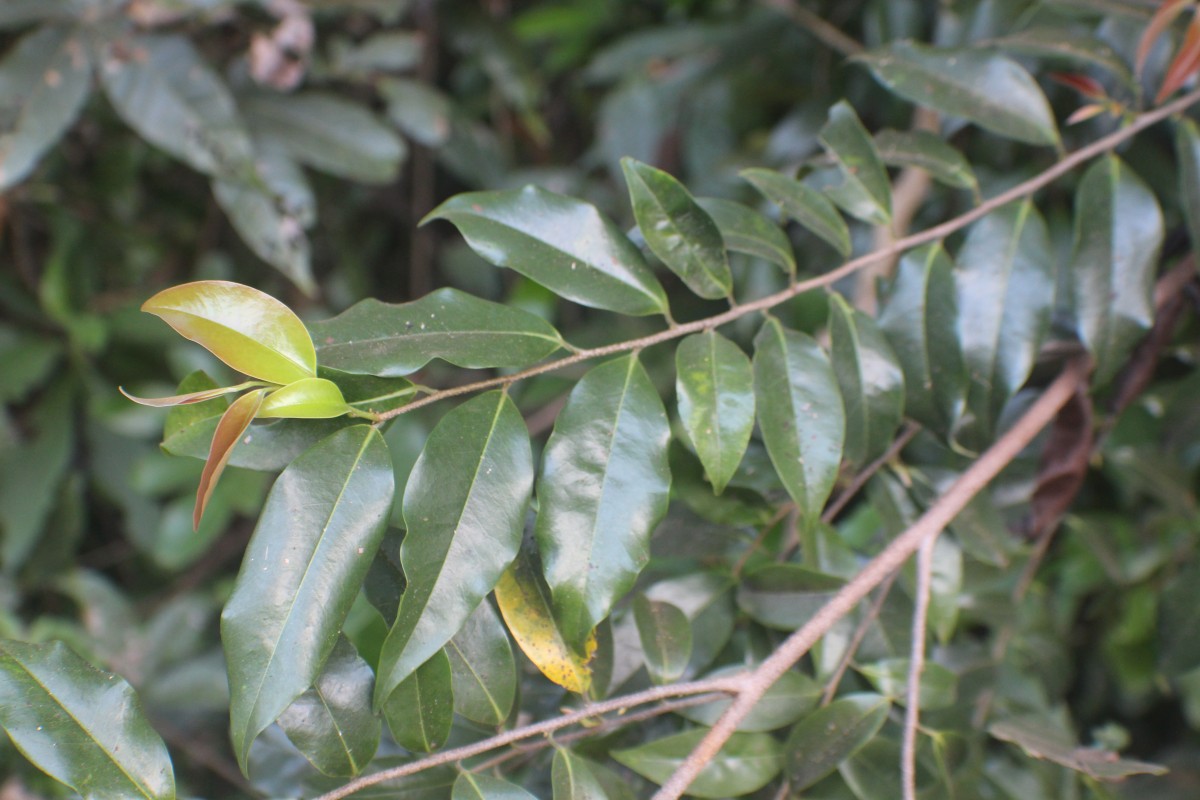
[259,378,354,419]
[495,553,595,694]
[119,380,267,407]
[142,281,317,384]
[195,388,265,530]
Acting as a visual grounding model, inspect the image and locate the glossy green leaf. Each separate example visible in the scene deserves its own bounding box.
[424,185,669,316]
[858,658,958,709]
[277,636,380,777]
[212,175,314,296]
[0,26,92,191]
[696,197,796,275]
[955,200,1054,448]
[1070,155,1163,385]
[621,157,731,299]
[163,413,359,471]
[243,91,406,183]
[677,668,820,732]
[740,168,851,257]
[142,280,317,385]
[195,388,265,530]
[989,27,1135,89]
[785,693,891,791]
[0,640,174,799]
[644,572,736,678]
[1177,119,1200,274]
[383,649,453,753]
[312,288,564,377]
[873,129,978,193]
[374,391,533,707]
[819,101,892,226]
[752,318,846,531]
[1159,558,1200,677]
[675,331,755,494]
[535,353,671,651]
[222,425,393,772]
[989,716,1168,780]
[100,34,254,175]
[926,534,962,643]
[446,600,515,725]
[453,772,539,800]
[613,729,782,799]
[856,42,1059,147]
[258,378,352,420]
[877,243,965,435]
[828,294,905,469]
[737,564,845,630]
[553,749,610,800]
[632,595,692,685]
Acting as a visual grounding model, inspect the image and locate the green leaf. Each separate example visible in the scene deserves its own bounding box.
[677,668,821,732]
[445,600,515,726]
[142,280,317,385]
[737,564,845,630]
[380,78,453,147]
[374,391,533,707]
[989,716,1168,780]
[877,243,966,435]
[0,26,92,191]
[955,200,1054,448]
[100,34,254,176]
[1162,557,1200,677]
[644,572,736,678]
[819,101,892,226]
[856,42,1060,147]
[222,425,393,772]
[784,693,891,791]
[318,367,416,416]
[613,730,783,799]
[0,640,174,799]
[1070,155,1163,386]
[752,318,846,531]
[828,294,905,469]
[632,595,692,685]
[243,91,406,183]
[553,749,610,800]
[383,649,454,753]
[453,772,539,800]
[873,129,978,193]
[311,288,564,377]
[857,658,958,709]
[162,413,360,471]
[259,378,352,419]
[535,353,671,651]
[695,197,796,275]
[989,27,1136,89]
[277,636,380,777]
[195,388,265,530]
[1177,119,1200,274]
[675,331,755,494]
[212,176,314,296]
[621,157,731,299]
[740,168,851,257]
[423,185,669,317]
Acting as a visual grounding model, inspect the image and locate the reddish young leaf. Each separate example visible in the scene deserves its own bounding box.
[194,388,265,529]
[119,381,267,408]
[1136,0,1193,77]
[1049,72,1106,99]
[1157,10,1200,103]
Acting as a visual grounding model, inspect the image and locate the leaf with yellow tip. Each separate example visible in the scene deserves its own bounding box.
[195,388,265,529]
[495,549,595,695]
[119,380,268,407]
[259,378,353,419]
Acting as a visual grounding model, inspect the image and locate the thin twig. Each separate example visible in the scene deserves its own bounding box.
[649,356,1091,800]
[820,570,898,705]
[822,422,921,524]
[377,89,1200,425]
[902,536,936,800]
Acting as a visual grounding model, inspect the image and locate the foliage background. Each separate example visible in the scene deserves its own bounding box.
[2,0,1200,798]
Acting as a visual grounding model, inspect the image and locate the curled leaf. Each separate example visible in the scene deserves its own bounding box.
[119,380,266,408]
[195,388,266,529]
[258,378,354,419]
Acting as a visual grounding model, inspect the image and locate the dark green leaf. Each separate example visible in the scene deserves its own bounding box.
[737,564,845,630]
[873,129,978,193]
[222,425,393,771]
[675,331,755,494]
[1159,558,1200,677]
[312,288,565,377]
[1177,119,1200,274]
[740,168,851,257]
[535,354,671,651]
[0,329,61,404]
[384,649,454,753]
[877,243,965,434]
[1070,155,1163,385]
[319,367,417,416]
[857,658,958,709]
[375,391,533,706]
[632,595,692,684]
[989,716,1168,780]
[453,772,539,800]
[0,0,77,28]
[696,197,796,275]
[819,101,892,225]
[856,42,1060,147]
[423,186,669,316]
[785,693,890,791]
[955,200,1054,448]
[0,640,174,799]
[446,600,515,726]
[989,27,1135,88]
[677,668,820,731]
[552,749,609,800]
[828,294,905,469]
[613,730,782,799]
[162,409,359,470]
[752,318,846,531]
[621,157,731,299]
[644,572,735,677]
[0,26,92,191]
[278,636,380,777]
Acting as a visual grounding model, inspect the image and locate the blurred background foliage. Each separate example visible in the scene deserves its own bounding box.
[2,0,1199,798]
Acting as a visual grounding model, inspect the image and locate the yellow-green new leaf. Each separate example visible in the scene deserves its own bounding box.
[142,280,317,385]
[259,378,353,419]
[195,388,266,530]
